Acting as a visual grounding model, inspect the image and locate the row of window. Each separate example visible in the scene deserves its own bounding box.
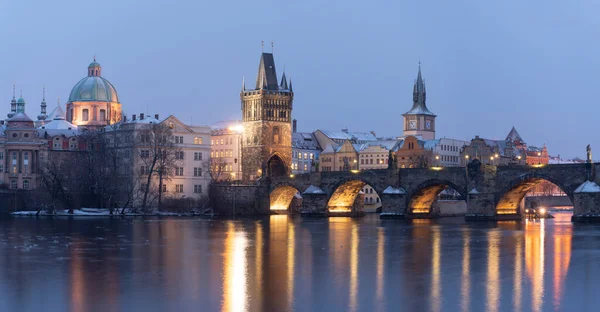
[10,179,29,189]
[361,158,387,165]
[141,184,203,194]
[293,151,315,160]
[212,137,235,145]
[81,108,107,122]
[291,163,309,171]
[364,197,380,204]
[140,151,204,161]
[440,145,459,152]
[211,150,234,158]
[439,155,459,163]
[140,166,203,176]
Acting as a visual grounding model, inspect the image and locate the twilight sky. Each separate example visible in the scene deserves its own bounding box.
[1,0,599,158]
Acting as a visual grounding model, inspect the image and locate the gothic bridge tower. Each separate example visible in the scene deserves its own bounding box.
[241,52,294,181]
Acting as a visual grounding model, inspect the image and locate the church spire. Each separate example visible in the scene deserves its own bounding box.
[405,63,433,115]
[8,85,16,118]
[38,86,48,121]
[289,79,293,92]
[241,76,246,92]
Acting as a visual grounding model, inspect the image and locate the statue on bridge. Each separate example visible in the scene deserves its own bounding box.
[587,145,592,163]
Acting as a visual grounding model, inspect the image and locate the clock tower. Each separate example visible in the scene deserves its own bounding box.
[402,64,436,140]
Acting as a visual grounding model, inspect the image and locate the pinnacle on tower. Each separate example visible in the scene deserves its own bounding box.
[280,71,288,90]
[8,85,16,118]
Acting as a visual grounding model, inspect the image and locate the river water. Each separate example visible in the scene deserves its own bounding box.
[0,212,598,312]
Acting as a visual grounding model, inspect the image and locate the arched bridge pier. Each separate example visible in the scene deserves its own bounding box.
[267,162,600,222]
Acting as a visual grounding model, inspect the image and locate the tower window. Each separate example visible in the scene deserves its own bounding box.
[82,109,89,121]
[99,109,106,121]
[273,127,280,144]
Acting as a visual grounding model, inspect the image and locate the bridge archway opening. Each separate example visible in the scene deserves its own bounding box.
[270,185,301,211]
[267,154,287,177]
[496,178,572,215]
[328,180,379,213]
[409,182,465,214]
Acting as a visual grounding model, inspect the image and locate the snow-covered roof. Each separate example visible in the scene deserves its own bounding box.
[46,105,65,121]
[382,186,406,194]
[469,188,479,194]
[319,130,377,142]
[8,112,33,122]
[303,185,325,194]
[423,139,440,150]
[292,132,321,150]
[574,181,600,193]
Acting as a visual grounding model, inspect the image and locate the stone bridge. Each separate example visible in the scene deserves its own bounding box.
[267,162,600,222]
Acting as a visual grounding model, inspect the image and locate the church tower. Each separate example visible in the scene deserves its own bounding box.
[402,64,436,140]
[241,52,294,181]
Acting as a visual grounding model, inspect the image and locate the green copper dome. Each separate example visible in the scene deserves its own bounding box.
[16,97,26,104]
[68,60,119,103]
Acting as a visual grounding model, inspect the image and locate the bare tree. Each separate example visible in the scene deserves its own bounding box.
[136,123,179,211]
[210,156,228,181]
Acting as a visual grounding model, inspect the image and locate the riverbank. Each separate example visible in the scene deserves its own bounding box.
[11,208,212,217]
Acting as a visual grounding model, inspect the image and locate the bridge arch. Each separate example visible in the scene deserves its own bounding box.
[270,184,302,212]
[408,179,467,215]
[495,174,573,215]
[327,177,383,213]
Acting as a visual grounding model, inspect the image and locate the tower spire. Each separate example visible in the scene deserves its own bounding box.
[12,85,15,99]
[38,86,48,121]
[241,76,246,92]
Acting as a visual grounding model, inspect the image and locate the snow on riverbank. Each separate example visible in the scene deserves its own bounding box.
[11,208,208,217]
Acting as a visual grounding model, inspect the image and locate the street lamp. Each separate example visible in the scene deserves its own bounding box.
[490,155,495,165]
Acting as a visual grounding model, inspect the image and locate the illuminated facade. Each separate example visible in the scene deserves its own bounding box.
[66,59,123,129]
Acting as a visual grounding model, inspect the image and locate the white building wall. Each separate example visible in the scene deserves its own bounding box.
[432,138,468,167]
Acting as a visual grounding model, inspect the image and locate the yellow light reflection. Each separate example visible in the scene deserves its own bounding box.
[376,227,385,301]
[349,223,359,312]
[486,230,500,312]
[525,219,545,312]
[460,229,470,312]
[430,228,441,312]
[254,221,264,311]
[221,223,249,312]
[513,235,522,311]
[287,221,295,310]
[552,217,572,310]
[329,208,353,213]
[412,208,430,214]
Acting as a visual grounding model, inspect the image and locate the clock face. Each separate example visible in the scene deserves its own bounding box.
[409,120,417,129]
[425,121,431,129]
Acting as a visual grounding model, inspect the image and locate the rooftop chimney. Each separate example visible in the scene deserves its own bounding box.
[140,113,145,120]
[293,119,297,133]
[123,115,127,122]
[132,114,136,121]
[155,114,159,120]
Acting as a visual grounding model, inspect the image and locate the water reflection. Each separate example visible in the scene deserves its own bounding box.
[0,213,584,311]
[461,229,470,312]
[221,222,248,312]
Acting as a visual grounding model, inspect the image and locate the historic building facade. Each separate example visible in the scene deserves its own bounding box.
[402,65,436,140]
[241,52,293,180]
[211,122,243,181]
[66,59,123,129]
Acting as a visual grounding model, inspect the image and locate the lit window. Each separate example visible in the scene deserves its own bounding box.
[194,137,203,144]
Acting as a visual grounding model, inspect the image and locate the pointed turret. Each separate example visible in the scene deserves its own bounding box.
[255,53,279,90]
[8,85,16,118]
[405,63,433,115]
[280,71,288,90]
[38,87,48,121]
[506,126,524,143]
[289,79,293,92]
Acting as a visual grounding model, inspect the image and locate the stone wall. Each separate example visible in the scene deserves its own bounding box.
[210,184,270,216]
